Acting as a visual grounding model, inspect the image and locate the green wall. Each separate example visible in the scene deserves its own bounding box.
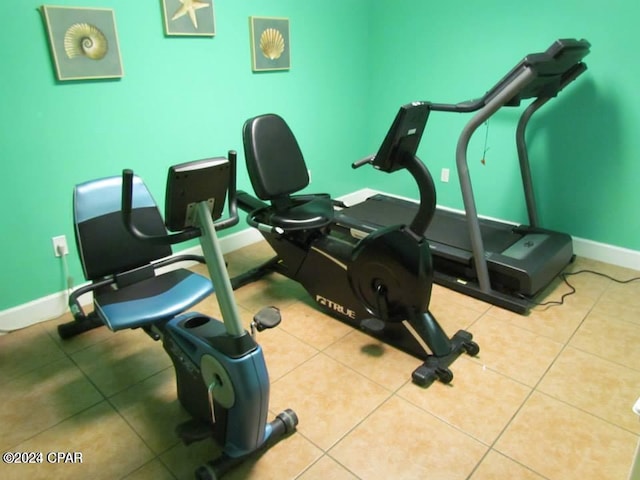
[362,0,640,250]
[0,0,371,311]
[2,0,640,314]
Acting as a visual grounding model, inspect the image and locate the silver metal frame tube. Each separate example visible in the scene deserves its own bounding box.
[197,201,245,337]
[455,66,537,293]
[516,97,549,227]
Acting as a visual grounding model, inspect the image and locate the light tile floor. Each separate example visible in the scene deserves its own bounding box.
[1,241,639,480]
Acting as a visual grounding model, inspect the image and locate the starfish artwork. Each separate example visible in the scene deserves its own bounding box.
[171,0,210,29]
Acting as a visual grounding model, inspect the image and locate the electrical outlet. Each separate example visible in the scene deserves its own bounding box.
[52,235,68,257]
[440,168,450,183]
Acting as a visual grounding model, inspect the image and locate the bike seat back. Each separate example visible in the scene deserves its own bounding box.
[73,175,213,331]
[242,113,334,231]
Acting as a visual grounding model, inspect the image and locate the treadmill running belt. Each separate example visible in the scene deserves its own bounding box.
[427,210,519,253]
[341,194,521,254]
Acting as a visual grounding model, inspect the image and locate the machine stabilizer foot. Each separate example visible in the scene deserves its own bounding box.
[411,330,479,387]
[57,314,104,339]
[176,419,215,446]
[194,408,298,480]
[230,256,280,290]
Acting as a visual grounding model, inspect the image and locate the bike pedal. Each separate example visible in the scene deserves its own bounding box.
[360,317,385,334]
[253,306,282,331]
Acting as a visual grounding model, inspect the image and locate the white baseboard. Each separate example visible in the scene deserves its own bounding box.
[336,188,378,207]
[0,291,72,334]
[2,191,638,333]
[572,237,640,271]
[348,189,640,270]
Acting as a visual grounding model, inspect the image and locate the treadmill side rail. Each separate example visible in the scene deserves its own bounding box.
[488,231,573,296]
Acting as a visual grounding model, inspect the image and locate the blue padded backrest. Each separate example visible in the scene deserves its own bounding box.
[242,114,310,200]
[74,175,155,223]
[74,175,171,280]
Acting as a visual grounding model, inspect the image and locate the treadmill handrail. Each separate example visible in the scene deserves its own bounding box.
[428,39,590,115]
[456,66,538,294]
[516,61,588,228]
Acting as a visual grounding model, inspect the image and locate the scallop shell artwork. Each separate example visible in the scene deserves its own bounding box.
[64,23,108,60]
[259,28,285,60]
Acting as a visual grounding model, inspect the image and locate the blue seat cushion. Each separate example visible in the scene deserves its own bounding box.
[94,269,213,331]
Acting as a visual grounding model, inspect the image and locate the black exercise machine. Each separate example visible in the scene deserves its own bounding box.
[58,151,297,479]
[233,113,479,387]
[336,38,591,313]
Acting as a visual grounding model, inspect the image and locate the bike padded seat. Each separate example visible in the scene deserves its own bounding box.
[73,175,213,331]
[242,113,334,230]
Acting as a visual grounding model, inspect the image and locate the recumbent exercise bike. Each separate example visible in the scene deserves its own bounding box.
[232,105,479,386]
[58,151,297,479]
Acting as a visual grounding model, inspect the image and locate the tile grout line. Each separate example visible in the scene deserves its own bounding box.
[468,272,616,478]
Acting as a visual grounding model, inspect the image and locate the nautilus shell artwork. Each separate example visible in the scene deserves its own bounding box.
[64,23,108,60]
[259,28,285,60]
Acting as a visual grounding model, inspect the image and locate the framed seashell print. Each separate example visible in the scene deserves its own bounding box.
[41,5,123,81]
[161,0,215,36]
[249,17,290,72]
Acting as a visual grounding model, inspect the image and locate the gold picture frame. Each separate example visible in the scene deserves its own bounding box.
[41,5,124,81]
[162,0,216,36]
[249,16,290,72]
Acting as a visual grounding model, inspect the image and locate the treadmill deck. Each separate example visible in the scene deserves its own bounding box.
[336,193,573,302]
[338,194,521,254]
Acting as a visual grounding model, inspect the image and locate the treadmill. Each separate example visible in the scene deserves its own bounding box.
[336,38,591,314]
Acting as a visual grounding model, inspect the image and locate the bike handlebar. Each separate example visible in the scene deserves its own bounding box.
[352,155,375,169]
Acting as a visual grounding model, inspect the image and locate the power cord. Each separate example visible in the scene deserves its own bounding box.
[56,244,74,293]
[522,269,640,311]
[480,120,490,165]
